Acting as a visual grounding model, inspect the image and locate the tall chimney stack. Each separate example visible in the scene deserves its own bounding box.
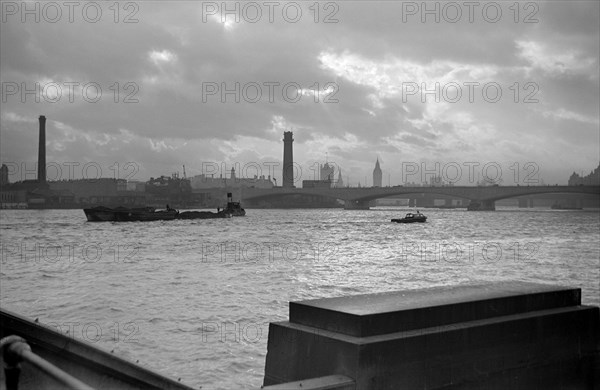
[282,131,294,188]
[38,115,46,184]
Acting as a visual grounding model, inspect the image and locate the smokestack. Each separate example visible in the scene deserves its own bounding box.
[283,131,294,188]
[38,115,46,184]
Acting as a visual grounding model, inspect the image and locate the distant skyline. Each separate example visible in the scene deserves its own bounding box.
[1,1,599,186]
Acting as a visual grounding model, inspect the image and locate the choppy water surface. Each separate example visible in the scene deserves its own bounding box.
[1,207,599,389]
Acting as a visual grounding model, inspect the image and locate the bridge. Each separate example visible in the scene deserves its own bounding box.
[241,185,600,210]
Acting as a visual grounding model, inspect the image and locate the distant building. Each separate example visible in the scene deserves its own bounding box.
[0,177,146,208]
[126,181,146,192]
[190,168,274,189]
[145,174,191,206]
[0,164,8,187]
[302,179,331,189]
[568,163,600,185]
[0,189,28,208]
[49,178,128,203]
[373,158,382,187]
[429,175,443,187]
[335,169,344,188]
[320,163,335,182]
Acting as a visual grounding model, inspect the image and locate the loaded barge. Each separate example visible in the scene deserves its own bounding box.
[84,193,245,222]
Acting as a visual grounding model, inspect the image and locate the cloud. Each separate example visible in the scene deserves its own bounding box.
[516,40,597,77]
[149,50,177,66]
[1,1,598,185]
[542,108,600,126]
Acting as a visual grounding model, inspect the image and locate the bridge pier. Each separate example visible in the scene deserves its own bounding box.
[344,200,370,210]
[518,197,528,208]
[518,197,535,208]
[416,197,435,208]
[467,199,496,211]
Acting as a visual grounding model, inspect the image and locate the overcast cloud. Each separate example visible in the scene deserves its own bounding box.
[1,1,598,185]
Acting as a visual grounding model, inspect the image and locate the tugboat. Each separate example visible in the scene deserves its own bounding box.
[222,192,246,216]
[175,193,244,219]
[391,211,427,223]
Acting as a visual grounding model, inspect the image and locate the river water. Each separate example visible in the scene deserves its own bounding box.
[1,207,599,389]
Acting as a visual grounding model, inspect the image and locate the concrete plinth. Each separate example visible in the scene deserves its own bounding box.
[263,282,599,389]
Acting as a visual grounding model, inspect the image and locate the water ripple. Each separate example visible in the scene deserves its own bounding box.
[1,207,598,389]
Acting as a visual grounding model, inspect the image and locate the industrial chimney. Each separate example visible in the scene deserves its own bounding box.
[38,115,46,184]
[282,131,294,188]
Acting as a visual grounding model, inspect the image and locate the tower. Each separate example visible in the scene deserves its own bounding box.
[38,115,46,184]
[320,162,334,182]
[283,131,294,188]
[0,164,8,186]
[336,169,344,188]
[373,158,382,187]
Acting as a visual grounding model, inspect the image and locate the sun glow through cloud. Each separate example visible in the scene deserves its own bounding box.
[0,1,598,185]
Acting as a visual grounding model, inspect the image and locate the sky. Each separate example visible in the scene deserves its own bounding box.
[1,1,599,186]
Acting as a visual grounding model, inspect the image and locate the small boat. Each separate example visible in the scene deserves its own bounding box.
[391,211,427,223]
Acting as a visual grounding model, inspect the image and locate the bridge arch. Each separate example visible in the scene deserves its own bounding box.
[244,190,344,202]
[484,189,600,202]
[350,191,472,203]
[241,185,600,210]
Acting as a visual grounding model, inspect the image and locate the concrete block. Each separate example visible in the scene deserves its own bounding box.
[290,281,581,337]
[264,282,600,389]
[261,375,355,390]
